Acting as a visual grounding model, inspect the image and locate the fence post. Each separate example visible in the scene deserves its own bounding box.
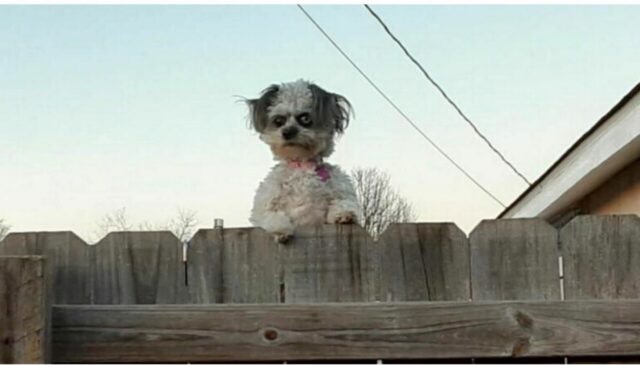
[0,255,49,363]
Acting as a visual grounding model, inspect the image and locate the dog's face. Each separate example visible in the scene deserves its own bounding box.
[247,80,352,161]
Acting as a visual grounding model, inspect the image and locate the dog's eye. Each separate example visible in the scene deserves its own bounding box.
[297,113,312,127]
[273,116,286,127]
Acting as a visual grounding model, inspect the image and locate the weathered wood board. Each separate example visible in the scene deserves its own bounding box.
[218,227,281,303]
[561,215,640,300]
[188,225,377,304]
[92,231,187,304]
[469,218,563,363]
[0,256,48,364]
[470,219,561,301]
[379,223,470,302]
[281,224,376,303]
[0,232,90,304]
[561,215,640,364]
[2,215,640,363]
[186,228,224,303]
[52,300,640,363]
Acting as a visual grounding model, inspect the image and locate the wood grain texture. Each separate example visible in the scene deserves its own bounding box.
[282,225,376,303]
[470,219,560,301]
[186,229,223,303]
[0,232,91,304]
[52,300,640,363]
[379,223,470,302]
[561,215,640,364]
[0,256,48,364]
[188,225,376,304]
[561,215,640,300]
[92,231,187,304]
[2,218,640,363]
[417,223,470,301]
[219,227,281,303]
[378,223,428,301]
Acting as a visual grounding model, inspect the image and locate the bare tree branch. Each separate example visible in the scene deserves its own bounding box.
[91,208,199,244]
[91,207,133,243]
[167,209,198,243]
[137,221,160,231]
[351,167,417,239]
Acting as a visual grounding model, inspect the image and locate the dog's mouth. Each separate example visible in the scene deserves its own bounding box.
[283,141,310,148]
[272,141,319,161]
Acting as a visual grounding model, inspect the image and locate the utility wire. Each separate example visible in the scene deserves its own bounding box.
[364,4,532,186]
[296,4,506,208]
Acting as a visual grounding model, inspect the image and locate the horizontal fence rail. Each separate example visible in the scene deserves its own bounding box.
[52,300,640,362]
[1,214,639,362]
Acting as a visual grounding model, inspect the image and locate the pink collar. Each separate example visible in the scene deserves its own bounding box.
[287,160,331,182]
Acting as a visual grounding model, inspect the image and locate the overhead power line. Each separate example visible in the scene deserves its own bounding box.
[296,4,507,208]
[364,4,532,186]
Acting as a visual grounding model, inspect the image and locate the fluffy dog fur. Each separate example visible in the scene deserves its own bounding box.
[247,80,362,243]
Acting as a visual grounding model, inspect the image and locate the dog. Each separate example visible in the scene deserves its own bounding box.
[246,79,362,243]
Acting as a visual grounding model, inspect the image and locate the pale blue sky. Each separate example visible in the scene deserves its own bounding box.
[1,5,639,241]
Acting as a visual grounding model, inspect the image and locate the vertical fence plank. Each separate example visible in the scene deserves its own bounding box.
[561,215,640,364]
[282,224,376,303]
[187,225,377,304]
[417,223,470,301]
[470,219,560,301]
[0,232,91,304]
[219,227,281,303]
[0,256,49,363]
[379,223,428,301]
[379,223,470,302]
[92,231,187,304]
[562,215,640,300]
[186,229,223,303]
[470,218,561,363]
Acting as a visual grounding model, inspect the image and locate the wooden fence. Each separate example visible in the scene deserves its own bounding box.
[0,215,639,363]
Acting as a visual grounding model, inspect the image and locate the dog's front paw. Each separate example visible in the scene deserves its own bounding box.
[327,199,361,225]
[257,211,295,243]
[273,232,293,244]
[332,211,357,225]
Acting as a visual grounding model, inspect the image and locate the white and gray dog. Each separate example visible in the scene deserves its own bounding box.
[246,79,362,243]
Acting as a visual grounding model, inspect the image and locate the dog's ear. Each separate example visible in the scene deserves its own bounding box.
[309,84,353,134]
[246,85,280,133]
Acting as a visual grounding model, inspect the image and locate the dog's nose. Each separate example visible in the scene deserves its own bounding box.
[282,126,298,140]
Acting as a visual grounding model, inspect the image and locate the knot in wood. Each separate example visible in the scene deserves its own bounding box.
[514,311,533,329]
[263,328,279,342]
[511,337,531,357]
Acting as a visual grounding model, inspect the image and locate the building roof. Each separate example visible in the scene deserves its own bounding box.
[499,82,640,220]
